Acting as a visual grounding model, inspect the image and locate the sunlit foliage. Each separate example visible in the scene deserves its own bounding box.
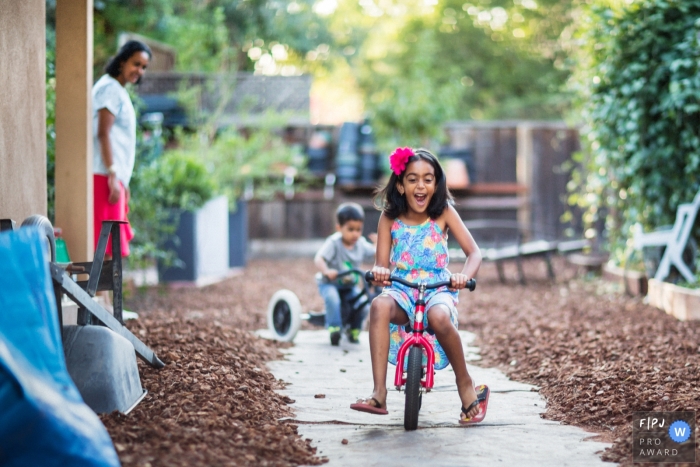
[568,0,700,266]
[322,0,576,147]
[92,0,333,74]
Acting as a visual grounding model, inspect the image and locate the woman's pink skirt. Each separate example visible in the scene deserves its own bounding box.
[93,174,134,257]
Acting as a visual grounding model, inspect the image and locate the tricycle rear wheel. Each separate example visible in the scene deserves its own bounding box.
[404,346,423,431]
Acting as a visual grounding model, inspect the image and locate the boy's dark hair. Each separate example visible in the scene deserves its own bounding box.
[105,40,152,83]
[336,202,365,226]
[374,148,453,219]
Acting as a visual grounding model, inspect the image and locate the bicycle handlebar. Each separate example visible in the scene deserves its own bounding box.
[365,271,476,292]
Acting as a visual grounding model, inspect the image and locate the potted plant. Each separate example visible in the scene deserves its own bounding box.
[130,148,226,284]
[200,114,307,268]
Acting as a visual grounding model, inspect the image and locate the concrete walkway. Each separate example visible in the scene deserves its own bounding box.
[264,330,613,467]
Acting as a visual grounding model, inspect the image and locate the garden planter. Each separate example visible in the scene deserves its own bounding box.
[647,278,664,310]
[671,284,700,321]
[647,278,700,321]
[661,281,676,314]
[229,200,248,268]
[603,263,648,296]
[159,195,230,285]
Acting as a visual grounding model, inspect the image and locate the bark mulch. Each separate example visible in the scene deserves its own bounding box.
[101,259,325,467]
[460,258,700,467]
[104,257,700,466]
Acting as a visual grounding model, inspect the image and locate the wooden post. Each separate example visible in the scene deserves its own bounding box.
[0,0,47,222]
[516,124,533,240]
[55,0,94,261]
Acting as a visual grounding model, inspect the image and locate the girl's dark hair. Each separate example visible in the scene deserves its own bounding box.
[105,40,152,81]
[374,148,453,219]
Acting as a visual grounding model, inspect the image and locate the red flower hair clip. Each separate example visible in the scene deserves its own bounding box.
[389,147,414,175]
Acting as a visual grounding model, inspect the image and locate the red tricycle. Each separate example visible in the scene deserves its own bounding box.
[365,271,477,430]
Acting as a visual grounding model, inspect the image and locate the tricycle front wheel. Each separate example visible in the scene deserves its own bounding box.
[404,346,423,431]
[266,289,302,342]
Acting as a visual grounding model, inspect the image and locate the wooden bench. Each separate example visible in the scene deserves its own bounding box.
[450,219,589,284]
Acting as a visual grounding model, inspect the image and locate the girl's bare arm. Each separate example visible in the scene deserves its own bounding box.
[444,205,482,286]
[371,212,393,285]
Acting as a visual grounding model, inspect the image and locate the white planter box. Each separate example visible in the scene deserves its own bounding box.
[647,278,664,310]
[671,284,700,321]
[159,195,230,285]
[647,278,700,321]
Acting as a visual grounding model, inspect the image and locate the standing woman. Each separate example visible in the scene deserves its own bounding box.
[93,40,151,258]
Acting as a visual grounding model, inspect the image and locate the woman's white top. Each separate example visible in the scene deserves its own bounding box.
[92,74,136,187]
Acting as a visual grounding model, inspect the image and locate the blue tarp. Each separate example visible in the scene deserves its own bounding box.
[0,227,120,467]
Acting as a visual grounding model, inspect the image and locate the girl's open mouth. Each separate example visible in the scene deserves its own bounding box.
[415,194,427,205]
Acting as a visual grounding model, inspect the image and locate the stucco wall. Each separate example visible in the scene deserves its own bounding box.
[0,0,47,223]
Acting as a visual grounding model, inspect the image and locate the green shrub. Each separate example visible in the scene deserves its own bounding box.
[127,116,305,268]
[569,0,700,266]
[143,150,216,211]
[203,122,306,207]
[127,149,216,269]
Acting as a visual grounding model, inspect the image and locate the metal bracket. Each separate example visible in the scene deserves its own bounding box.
[50,220,164,369]
[51,262,164,369]
[0,219,17,232]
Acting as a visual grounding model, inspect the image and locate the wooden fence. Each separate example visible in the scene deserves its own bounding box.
[445,121,583,239]
[248,121,582,241]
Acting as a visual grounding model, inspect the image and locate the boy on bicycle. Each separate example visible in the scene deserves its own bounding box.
[314,202,377,345]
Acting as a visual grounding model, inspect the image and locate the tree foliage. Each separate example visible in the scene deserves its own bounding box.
[569,0,700,264]
[93,0,332,74]
[326,0,576,147]
[201,121,306,205]
[51,0,575,150]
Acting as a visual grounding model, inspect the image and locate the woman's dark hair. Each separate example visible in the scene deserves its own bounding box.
[374,148,453,219]
[105,40,152,81]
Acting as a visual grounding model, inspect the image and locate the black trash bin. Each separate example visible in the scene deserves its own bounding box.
[358,120,379,184]
[306,130,331,175]
[336,122,360,185]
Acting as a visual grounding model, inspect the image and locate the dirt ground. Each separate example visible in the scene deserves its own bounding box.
[102,256,700,466]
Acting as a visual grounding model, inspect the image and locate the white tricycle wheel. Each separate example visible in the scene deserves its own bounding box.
[267,289,302,342]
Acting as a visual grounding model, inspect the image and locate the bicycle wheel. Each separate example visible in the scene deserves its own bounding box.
[404,346,423,431]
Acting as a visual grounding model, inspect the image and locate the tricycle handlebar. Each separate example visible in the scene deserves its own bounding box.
[365,271,476,291]
[335,269,367,279]
[329,269,374,287]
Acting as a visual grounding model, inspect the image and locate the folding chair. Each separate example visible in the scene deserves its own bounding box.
[633,189,700,283]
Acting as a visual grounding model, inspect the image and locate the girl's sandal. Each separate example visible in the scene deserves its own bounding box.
[350,397,389,415]
[459,384,490,425]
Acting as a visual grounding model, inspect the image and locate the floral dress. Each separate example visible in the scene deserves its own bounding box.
[382,218,458,370]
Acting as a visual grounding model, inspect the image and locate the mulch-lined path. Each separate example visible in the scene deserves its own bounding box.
[101,260,325,467]
[104,257,700,466]
[464,259,700,467]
